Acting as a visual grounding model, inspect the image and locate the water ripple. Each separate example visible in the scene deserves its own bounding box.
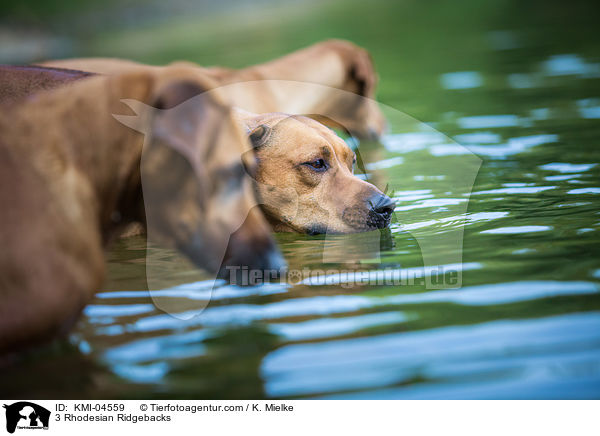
[261,312,600,397]
[480,226,553,234]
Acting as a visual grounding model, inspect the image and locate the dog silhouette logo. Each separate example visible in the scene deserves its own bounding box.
[3,402,50,433]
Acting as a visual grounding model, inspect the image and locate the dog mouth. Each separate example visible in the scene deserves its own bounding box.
[299,211,392,235]
[366,209,392,229]
[306,224,329,235]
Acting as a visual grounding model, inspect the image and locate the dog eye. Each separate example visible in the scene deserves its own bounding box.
[303,159,327,172]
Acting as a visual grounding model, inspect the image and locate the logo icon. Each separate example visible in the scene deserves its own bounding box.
[3,402,50,434]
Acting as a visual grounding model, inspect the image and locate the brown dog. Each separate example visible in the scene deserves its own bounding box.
[40,39,386,139]
[2,61,391,236]
[0,67,284,354]
[0,65,93,106]
[234,110,395,234]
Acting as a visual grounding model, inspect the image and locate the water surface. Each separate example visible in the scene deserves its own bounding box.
[2,0,599,399]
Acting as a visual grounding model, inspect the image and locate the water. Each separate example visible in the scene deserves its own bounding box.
[2,0,600,399]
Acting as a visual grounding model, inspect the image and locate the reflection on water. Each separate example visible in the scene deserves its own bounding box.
[261,312,600,398]
[2,0,600,400]
[440,71,483,90]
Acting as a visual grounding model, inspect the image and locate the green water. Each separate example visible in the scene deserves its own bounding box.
[2,0,600,398]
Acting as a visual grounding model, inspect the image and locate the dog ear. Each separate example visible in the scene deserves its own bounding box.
[112,99,154,132]
[348,49,377,97]
[248,124,271,149]
[153,80,206,110]
[148,80,213,160]
[113,80,207,134]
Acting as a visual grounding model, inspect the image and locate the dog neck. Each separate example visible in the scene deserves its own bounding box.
[250,43,348,89]
[224,47,351,118]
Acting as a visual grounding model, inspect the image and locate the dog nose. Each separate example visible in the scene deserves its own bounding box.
[368,193,395,228]
[366,127,381,141]
[372,194,395,217]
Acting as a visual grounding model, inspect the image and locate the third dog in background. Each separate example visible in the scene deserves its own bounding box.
[40,39,387,139]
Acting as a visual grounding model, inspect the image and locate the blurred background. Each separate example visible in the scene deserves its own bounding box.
[1,0,600,399]
[3,0,598,122]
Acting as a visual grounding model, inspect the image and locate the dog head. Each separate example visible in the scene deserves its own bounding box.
[115,70,285,278]
[236,110,395,234]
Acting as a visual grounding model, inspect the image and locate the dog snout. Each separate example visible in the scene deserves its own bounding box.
[218,236,286,284]
[218,210,286,284]
[366,127,380,141]
[367,193,395,228]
